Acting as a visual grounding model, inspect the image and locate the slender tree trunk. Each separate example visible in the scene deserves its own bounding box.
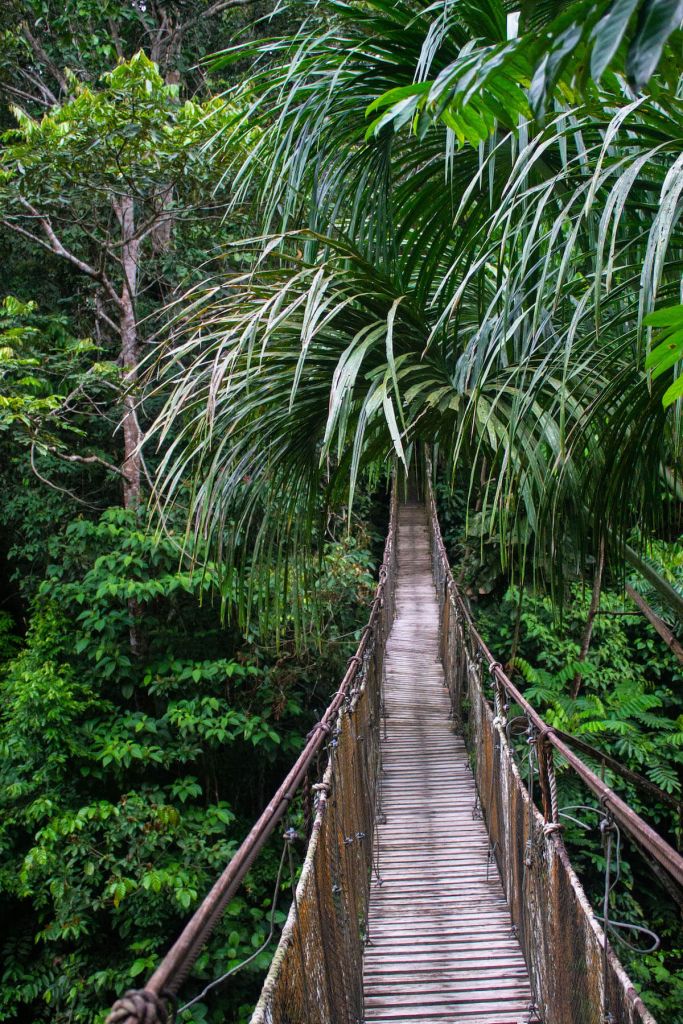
[571,537,605,698]
[150,184,174,254]
[120,311,142,509]
[508,583,525,667]
[115,195,142,510]
[626,584,683,666]
[114,195,145,658]
[623,541,683,624]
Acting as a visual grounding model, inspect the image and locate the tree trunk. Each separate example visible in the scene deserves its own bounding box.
[150,184,174,254]
[571,537,605,699]
[115,195,145,658]
[623,541,683,625]
[115,195,142,510]
[626,584,683,666]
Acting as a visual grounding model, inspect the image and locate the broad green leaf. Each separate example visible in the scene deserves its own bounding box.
[662,374,683,407]
[626,0,683,89]
[644,304,683,328]
[644,330,683,378]
[366,82,431,116]
[591,0,641,79]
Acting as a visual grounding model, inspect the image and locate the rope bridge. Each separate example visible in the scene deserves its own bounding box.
[107,473,683,1024]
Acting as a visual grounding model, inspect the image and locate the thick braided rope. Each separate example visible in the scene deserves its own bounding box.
[106,989,167,1024]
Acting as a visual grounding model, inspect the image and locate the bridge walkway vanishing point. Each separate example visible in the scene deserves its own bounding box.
[106,471,683,1024]
[363,502,533,1023]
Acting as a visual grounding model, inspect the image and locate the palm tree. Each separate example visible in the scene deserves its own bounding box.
[148,0,683,624]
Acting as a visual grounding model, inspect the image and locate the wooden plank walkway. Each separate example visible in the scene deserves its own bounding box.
[363,502,533,1024]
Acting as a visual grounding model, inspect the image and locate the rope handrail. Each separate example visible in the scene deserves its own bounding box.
[424,457,683,890]
[106,479,399,1024]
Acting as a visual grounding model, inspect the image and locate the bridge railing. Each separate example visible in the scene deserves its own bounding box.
[425,461,683,1024]
[106,480,398,1024]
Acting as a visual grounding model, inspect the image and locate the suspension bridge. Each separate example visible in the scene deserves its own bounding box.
[107,471,683,1024]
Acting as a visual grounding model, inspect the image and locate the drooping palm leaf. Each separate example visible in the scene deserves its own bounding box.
[147,0,683,626]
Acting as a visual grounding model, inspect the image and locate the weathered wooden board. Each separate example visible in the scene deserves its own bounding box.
[362,502,533,1024]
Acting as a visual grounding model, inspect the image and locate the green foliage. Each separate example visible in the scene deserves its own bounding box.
[1,0,682,1019]
[645,303,683,406]
[150,0,683,633]
[483,583,683,793]
[369,0,683,138]
[0,0,254,110]
[0,51,254,510]
[627,530,683,628]
[2,52,238,200]
[0,293,121,599]
[0,506,375,1023]
[0,613,19,663]
[0,293,114,450]
[0,51,244,298]
[0,295,64,433]
[625,946,683,1020]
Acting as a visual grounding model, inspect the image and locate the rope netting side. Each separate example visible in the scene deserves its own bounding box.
[105,482,397,1024]
[426,469,663,1024]
[250,639,384,1023]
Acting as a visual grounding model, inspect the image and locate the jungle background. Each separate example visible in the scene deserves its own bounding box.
[0,1,682,1023]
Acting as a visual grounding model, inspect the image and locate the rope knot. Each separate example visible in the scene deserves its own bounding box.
[306,720,331,741]
[488,660,502,676]
[599,813,616,837]
[542,821,564,837]
[599,795,616,835]
[106,989,167,1024]
[537,723,556,744]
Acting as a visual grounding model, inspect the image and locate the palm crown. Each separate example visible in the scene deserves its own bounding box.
[149,0,683,625]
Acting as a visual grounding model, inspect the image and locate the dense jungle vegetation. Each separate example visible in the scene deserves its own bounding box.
[0,0,682,1022]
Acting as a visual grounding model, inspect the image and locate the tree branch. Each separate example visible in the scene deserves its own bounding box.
[30,443,99,508]
[95,304,123,337]
[572,537,605,698]
[20,22,69,96]
[13,200,124,310]
[1,217,64,256]
[1,81,54,108]
[164,0,256,52]
[107,18,126,60]
[624,541,683,624]
[626,584,683,666]
[20,67,59,106]
[42,444,129,479]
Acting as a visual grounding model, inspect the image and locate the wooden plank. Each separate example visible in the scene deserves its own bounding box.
[362,502,532,1023]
